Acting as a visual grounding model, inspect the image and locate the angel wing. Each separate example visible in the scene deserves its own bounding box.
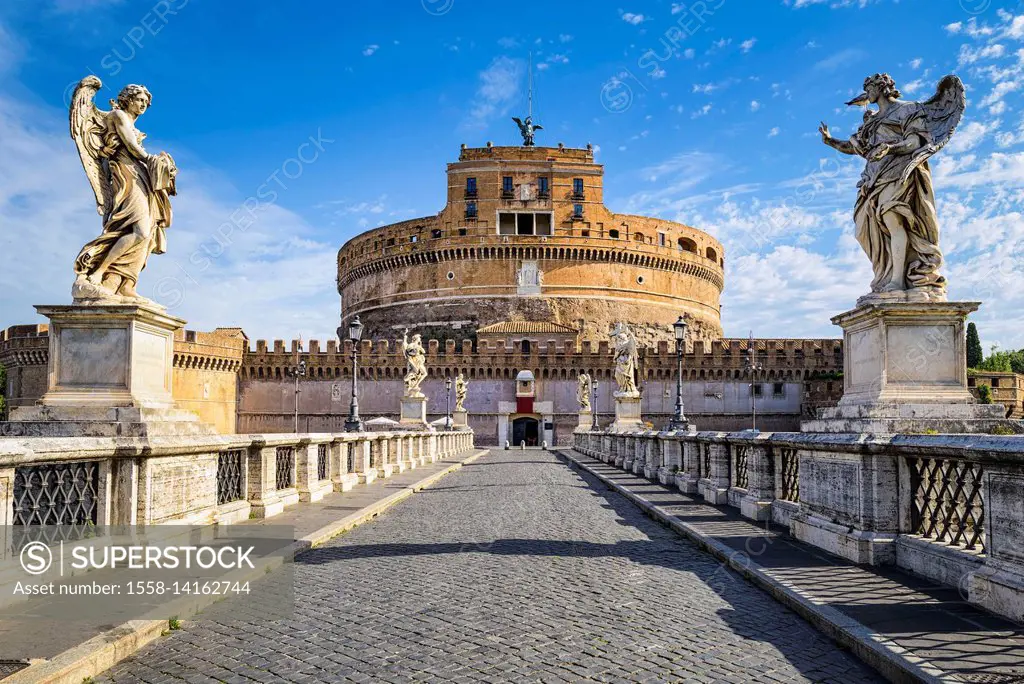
[900,74,966,185]
[69,75,113,217]
[511,116,524,129]
[533,124,544,131]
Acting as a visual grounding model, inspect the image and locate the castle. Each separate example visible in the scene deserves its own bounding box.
[2,142,856,444]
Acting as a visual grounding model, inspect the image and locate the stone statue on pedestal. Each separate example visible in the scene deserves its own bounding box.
[512,115,543,146]
[454,373,467,412]
[401,330,427,397]
[818,73,965,304]
[610,323,639,397]
[577,373,592,411]
[69,76,178,306]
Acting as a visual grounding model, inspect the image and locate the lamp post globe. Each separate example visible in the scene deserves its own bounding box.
[343,315,364,432]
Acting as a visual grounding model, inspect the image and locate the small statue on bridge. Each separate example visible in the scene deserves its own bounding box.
[610,323,639,397]
[401,329,427,397]
[454,373,467,412]
[577,373,592,412]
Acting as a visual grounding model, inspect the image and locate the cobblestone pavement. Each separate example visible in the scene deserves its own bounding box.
[97,449,882,683]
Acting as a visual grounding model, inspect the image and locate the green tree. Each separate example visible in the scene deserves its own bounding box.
[966,322,983,368]
[978,384,993,404]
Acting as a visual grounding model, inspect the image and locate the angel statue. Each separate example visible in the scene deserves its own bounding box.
[454,373,468,412]
[512,115,542,146]
[610,323,639,397]
[819,73,965,303]
[401,329,428,397]
[68,76,178,305]
[577,373,592,412]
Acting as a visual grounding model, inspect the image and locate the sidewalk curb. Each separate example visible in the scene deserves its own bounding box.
[557,449,947,684]
[5,449,489,684]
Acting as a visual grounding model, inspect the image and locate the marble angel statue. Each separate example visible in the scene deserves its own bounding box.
[610,323,639,396]
[454,373,467,412]
[577,373,592,412]
[69,76,178,305]
[401,329,428,397]
[819,73,965,303]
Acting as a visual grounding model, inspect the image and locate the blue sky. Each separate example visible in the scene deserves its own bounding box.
[2,0,1024,350]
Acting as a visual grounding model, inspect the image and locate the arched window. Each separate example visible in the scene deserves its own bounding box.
[634,232,645,242]
[706,247,718,261]
[678,237,697,253]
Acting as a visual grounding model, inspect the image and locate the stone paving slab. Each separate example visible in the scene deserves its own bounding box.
[560,449,1024,683]
[0,450,485,683]
[95,449,881,683]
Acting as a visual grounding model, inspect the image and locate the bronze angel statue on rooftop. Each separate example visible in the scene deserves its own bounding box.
[819,73,965,303]
[69,76,177,306]
[512,115,542,146]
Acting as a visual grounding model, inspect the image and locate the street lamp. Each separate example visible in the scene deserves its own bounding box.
[342,315,364,432]
[287,358,307,433]
[591,380,600,430]
[444,376,453,431]
[744,330,764,431]
[668,316,689,430]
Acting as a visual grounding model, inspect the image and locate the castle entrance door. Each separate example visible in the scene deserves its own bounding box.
[512,417,540,447]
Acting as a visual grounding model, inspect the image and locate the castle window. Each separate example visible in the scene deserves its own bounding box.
[573,204,584,220]
[499,213,516,235]
[538,176,550,198]
[386,238,395,247]
[773,382,785,397]
[517,213,533,235]
[410,235,418,243]
[609,228,619,239]
[659,233,667,247]
[465,177,477,198]
[572,178,584,199]
[993,377,1001,388]
[581,229,590,237]
[750,383,764,397]
[465,202,477,219]
[458,228,468,236]
[678,237,697,253]
[499,212,553,236]
[431,229,443,239]
[706,247,718,261]
[521,340,531,354]
[634,232,645,242]
[535,213,552,236]
[502,176,514,198]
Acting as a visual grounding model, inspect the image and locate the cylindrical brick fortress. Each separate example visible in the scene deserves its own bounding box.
[337,145,724,345]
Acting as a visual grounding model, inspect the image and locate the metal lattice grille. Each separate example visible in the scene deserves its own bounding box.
[216,450,244,505]
[317,444,329,481]
[700,444,711,479]
[910,457,986,552]
[779,448,799,502]
[275,447,295,490]
[733,446,748,490]
[13,462,99,526]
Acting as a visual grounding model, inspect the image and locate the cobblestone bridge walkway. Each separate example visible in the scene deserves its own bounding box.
[99,449,881,683]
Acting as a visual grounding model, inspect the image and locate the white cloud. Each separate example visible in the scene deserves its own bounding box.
[768,127,780,137]
[750,100,761,112]
[362,44,379,57]
[909,57,923,70]
[682,48,695,59]
[0,21,24,75]
[691,103,713,119]
[464,56,523,130]
[559,34,573,42]
[740,38,757,53]
[945,120,995,154]
[621,12,645,25]
[814,48,866,72]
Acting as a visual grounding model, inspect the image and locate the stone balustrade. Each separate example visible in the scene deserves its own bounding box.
[0,430,475,528]
[574,429,1024,623]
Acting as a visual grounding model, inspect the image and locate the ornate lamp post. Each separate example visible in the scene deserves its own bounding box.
[343,316,364,432]
[591,380,600,430]
[444,376,453,431]
[288,359,307,433]
[744,330,764,431]
[668,316,689,430]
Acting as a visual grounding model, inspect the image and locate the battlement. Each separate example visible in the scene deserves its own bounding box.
[457,144,594,163]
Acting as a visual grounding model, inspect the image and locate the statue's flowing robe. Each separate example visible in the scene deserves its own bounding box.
[73,122,174,287]
[851,102,944,292]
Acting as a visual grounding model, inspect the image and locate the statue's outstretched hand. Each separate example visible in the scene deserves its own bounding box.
[818,122,831,143]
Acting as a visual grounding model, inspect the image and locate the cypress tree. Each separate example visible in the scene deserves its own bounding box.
[967,322,983,369]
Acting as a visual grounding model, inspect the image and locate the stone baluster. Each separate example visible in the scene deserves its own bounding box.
[247,440,284,518]
[698,437,730,504]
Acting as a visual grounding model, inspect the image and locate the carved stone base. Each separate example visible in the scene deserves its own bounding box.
[611,393,644,432]
[3,303,217,437]
[452,410,468,428]
[575,411,593,432]
[803,300,1020,434]
[399,394,429,427]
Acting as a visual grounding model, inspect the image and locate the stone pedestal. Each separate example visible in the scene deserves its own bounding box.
[399,394,429,427]
[611,393,643,432]
[452,410,468,428]
[802,301,1013,434]
[4,303,216,437]
[575,411,593,432]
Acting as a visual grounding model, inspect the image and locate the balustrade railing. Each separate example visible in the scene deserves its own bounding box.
[733,445,748,490]
[217,450,245,505]
[12,461,99,526]
[777,447,799,503]
[908,456,986,552]
[275,446,296,490]
[317,443,329,482]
